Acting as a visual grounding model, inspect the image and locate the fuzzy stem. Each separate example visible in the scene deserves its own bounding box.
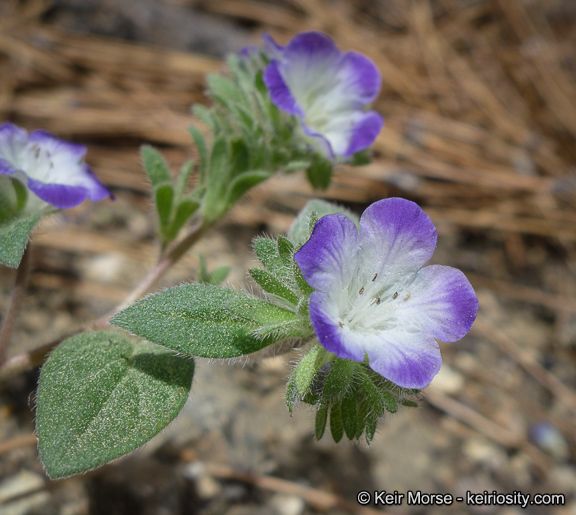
[0,246,32,365]
[0,219,210,380]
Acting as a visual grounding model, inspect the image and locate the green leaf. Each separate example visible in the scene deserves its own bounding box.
[355,399,369,440]
[225,170,271,207]
[341,394,357,440]
[288,199,359,247]
[204,266,231,286]
[253,237,283,275]
[155,183,174,231]
[36,330,194,479]
[322,359,357,400]
[203,135,230,222]
[308,211,319,235]
[254,69,267,95]
[286,375,297,413]
[0,213,41,268]
[209,136,229,186]
[329,403,344,443]
[141,145,171,187]
[110,284,299,359]
[192,105,215,132]
[315,405,328,440]
[293,263,314,297]
[175,159,195,199]
[188,126,209,185]
[198,253,209,282]
[13,180,28,212]
[365,413,378,445]
[166,198,199,240]
[207,74,246,109]
[249,268,299,306]
[277,236,295,268]
[197,254,230,285]
[306,158,332,190]
[0,177,26,221]
[357,369,386,419]
[291,344,328,396]
[284,160,311,172]
[402,400,418,408]
[351,149,371,166]
[382,391,398,413]
[229,138,250,175]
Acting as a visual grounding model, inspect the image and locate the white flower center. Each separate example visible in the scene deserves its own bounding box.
[339,272,414,334]
[22,143,56,182]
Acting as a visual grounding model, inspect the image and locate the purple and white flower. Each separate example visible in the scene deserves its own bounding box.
[294,198,478,389]
[262,32,383,159]
[0,123,111,212]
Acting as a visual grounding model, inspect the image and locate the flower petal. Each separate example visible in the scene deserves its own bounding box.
[336,52,382,104]
[0,123,29,175]
[294,213,359,294]
[318,110,383,157]
[278,32,341,108]
[309,292,365,361]
[262,33,284,59]
[360,330,442,388]
[392,265,478,342]
[358,198,437,283]
[0,123,111,210]
[27,179,90,209]
[29,130,86,159]
[263,60,304,116]
[343,111,383,157]
[301,122,335,158]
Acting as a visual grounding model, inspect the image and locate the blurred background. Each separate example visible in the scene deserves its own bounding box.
[0,0,575,513]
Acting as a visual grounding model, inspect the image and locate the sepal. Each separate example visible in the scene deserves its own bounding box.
[286,353,421,444]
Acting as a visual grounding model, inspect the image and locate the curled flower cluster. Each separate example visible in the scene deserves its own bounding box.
[262,32,383,159]
[294,198,479,389]
[0,123,111,213]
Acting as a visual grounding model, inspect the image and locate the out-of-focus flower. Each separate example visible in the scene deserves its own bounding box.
[294,198,478,389]
[0,123,111,212]
[262,32,383,159]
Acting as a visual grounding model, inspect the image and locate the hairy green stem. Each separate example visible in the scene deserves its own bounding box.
[0,245,32,365]
[0,219,210,380]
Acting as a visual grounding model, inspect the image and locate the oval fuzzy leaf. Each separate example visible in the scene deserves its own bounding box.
[141,145,171,186]
[110,284,299,358]
[36,330,194,479]
[0,213,41,268]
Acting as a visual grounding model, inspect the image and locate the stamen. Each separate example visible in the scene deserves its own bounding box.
[376,297,381,305]
[403,293,411,301]
[359,287,364,295]
[372,273,378,281]
[338,321,344,328]
[392,292,398,299]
